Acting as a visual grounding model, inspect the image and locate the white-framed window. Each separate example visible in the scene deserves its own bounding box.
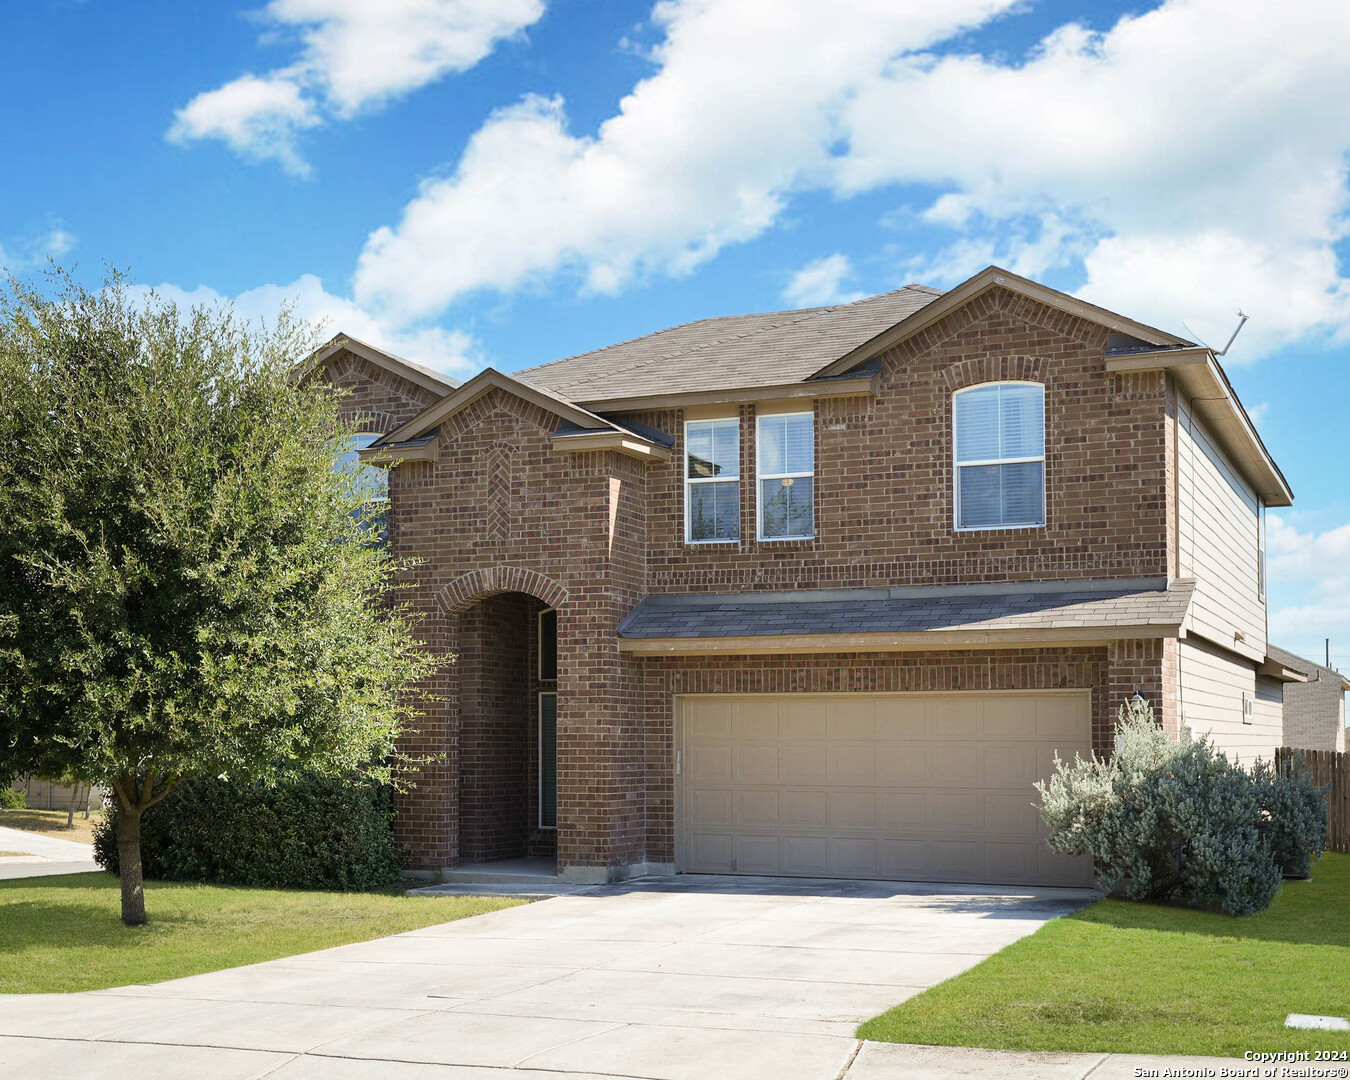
[336,432,389,542]
[757,412,814,540]
[685,418,740,543]
[953,382,1045,530]
[538,691,557,829]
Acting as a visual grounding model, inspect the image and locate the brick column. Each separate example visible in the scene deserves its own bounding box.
[1106,637,1179,745]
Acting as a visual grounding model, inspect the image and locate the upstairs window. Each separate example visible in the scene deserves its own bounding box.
[336,432,389,542]
[954,382,1045,530]
[757,412,814,540]
[685,418,740,543]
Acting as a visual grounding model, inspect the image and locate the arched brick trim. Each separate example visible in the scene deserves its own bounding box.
[941,355,1045,392]
[435,565,569,615]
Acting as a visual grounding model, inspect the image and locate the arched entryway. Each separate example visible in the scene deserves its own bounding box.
[437,567,568,873]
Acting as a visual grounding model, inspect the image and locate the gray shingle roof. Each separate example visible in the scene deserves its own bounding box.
[516,285,941,403]
[617,578,1195,641]
[1266,644,1318,676]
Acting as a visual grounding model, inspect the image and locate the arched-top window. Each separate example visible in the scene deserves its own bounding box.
[953,382,1045,530]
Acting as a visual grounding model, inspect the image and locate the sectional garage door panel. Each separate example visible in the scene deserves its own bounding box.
[677,692,1093,887]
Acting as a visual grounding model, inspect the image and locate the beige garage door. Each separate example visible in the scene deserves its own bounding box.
[677,691,1093,887]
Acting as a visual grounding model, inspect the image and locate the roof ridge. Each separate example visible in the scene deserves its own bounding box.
[519,285,937,396]
[330,332,456,389]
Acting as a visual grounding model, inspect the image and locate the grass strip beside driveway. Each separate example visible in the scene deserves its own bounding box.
[0,872,524,994]
[0,809,103,845]
[859,853,1350,1058]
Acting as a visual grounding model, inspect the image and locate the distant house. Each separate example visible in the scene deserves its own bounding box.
[1269,644,1349,753]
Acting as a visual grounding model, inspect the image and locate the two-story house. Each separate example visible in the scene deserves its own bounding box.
[309,265,1295,889]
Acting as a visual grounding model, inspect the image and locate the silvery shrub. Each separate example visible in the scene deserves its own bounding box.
[1036,698,1323,916]
[1251,756,1327,879]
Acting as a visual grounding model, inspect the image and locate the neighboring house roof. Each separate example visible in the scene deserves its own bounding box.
[517,285,941,404]
[1268,645,1350,692]
[305,333,460,397]
[617,577,1195,654]
[1269,643,1350,753]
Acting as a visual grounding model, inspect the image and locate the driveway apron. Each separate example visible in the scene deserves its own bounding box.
[0,875,1092,1079]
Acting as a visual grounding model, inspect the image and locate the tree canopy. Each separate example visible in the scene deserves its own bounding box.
[0,270,436,923]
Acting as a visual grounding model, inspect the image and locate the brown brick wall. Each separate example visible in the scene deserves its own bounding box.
[1283,672,1348,752]
[633,287,1170,594]
[318,295,1177,874]
[378,386,652,872]
[458,591,532,861]
[320,349,443,434]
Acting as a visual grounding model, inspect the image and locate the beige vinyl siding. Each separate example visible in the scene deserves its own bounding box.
[1175,391,1265,661]
[1178,637,1281,762]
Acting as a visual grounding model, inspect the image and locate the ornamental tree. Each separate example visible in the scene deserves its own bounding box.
[0,270,436,925]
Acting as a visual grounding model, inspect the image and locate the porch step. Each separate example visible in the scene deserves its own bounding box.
[438,858,560,885]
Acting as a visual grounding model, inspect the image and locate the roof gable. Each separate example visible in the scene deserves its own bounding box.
[810,266,1191,381]
[305,333,459,397]
[375,368,671,462]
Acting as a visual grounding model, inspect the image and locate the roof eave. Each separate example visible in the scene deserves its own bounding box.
[617,622,1186,655]
[570,372,879,412]
[808,266,1191,382]
[357,433,440,465]
[300,334,458,396]
[1257,657,1309,683]
[551,430,671,461]
[1106,348,1293,507]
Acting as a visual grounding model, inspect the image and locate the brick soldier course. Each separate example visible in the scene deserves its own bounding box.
[309,265,1294,883]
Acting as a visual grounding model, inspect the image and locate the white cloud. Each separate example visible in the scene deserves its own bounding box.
[132,274,480,380]
[1266,514,1350,667]
[783,254,864,308]
[171,0,545,172]
[0,225,78,271]
[353,0,1018,321]
[169,74,321,176]
[353,0,1350,362]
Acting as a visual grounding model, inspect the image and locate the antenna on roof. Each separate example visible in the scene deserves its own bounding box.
[1215,310,1249,356]
[1180,309,1249,357]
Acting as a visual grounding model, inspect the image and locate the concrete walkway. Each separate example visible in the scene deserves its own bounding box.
[0,824,100,879]
[0,875,1255,1078]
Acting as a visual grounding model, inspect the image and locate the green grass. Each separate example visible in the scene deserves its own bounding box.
[0,872,524,994]
[859,853,1350,1058]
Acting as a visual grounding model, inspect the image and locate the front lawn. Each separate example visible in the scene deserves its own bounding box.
[859,853,1350,1058]
[0,872,523,994]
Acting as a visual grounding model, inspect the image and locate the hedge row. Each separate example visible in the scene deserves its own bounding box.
[94,772,402,891]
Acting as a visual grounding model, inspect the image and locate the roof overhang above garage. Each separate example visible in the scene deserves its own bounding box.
[618,578,1195,656]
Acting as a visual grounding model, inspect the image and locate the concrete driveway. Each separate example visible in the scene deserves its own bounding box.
[0,875,1094,1079]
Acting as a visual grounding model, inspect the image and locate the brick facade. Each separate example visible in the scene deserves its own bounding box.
[320,284,1186,878]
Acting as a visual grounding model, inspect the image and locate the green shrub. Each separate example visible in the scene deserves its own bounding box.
[1036,698,1323,916]
[0,787,26,809]
[1252,755,1328,878]
[95,772,402,891]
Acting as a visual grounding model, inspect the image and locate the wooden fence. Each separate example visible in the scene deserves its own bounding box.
[1276,747,1350,854]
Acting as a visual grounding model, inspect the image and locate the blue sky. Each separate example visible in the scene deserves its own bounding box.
[4,0,1350,665]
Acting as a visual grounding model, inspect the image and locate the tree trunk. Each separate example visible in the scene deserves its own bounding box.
[66,782,80,829]
[116,806,146,926]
